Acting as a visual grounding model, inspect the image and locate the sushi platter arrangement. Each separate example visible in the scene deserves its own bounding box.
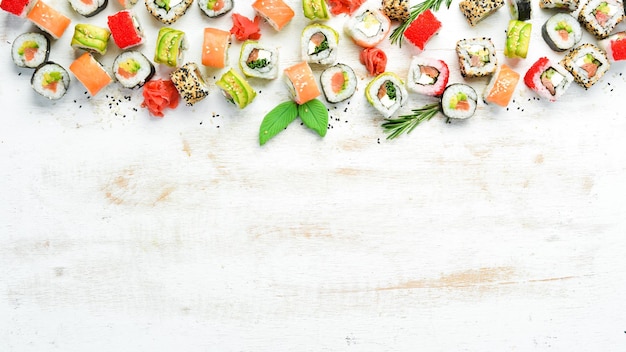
[2,0,626,143]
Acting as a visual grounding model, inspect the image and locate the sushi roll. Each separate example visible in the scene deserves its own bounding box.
[71,24,111,55]
[144,0,193,24]
[560,43,610,89]
[541,13,582,52]
[319,63,357,103]
[459,0,504,26]
[31,62,70,100]
[441,84,478,120]
[216,69,257,109]
[524,57,573,101]
[538,0,578,10]
[68,0,107,17]
[198,0,233,17]
[201,27,230,69]
[170,62,210,105]
[113,51,155,89]
[239,41,279,80]
[117,0,137,8]
[456,37,497,78]
[403,9,441,51]
[26,0,71,40]
[302,0,330,20]
[508,0,531,20]
[252,0,295,31]
[154,27,187,67]
[504,20,531,59]
[283,61,320,105]
[11,32,50,69]
[578,0,624,39]
[69,52,113,96]
[598,31,626,61]
[382,0,409,22]
[1,0,32,17]
[301,23,339,66]
[365,72,408,118]
[344,7,391,48]
[483,64,520,107]
[406,57,449,96]
[107,10,145,50]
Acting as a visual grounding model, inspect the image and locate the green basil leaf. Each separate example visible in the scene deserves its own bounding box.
[297,99,328,137]
[259,100,298,146]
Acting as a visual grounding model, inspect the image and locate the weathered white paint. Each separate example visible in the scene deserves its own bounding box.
[1,0,626,350]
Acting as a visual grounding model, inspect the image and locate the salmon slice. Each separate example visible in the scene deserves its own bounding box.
[69,52,112,96]
[252,0,295,31]
[420,65,439,79]
[284,61,320,104]
[202,27,230,68]
[331,71,345,93]
[485,64,520,107]
[27,0,71,39]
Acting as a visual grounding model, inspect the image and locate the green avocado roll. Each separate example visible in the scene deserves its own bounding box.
[154,27,187,67]
[216,69,257,109]
[71,24,111,55]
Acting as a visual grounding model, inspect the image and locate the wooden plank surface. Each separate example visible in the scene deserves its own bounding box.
[1,0,626,350]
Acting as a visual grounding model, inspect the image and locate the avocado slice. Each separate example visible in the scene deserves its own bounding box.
[155,28,184,66]
[505,20,525,58]
[515,23,532,58]
[71,24,110,54]
[303,0,330,20]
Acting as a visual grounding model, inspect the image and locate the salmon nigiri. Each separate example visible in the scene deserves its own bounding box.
[484,64,520,107]
[283,61,320,105]
[201,27,231,68]
[27,0,71,39]
[252,0,294,31]
[70,52,113,96]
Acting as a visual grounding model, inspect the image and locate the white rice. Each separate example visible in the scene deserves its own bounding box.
[113,51,154,89]
[69,0,107,17]
[320,63,357,103]
[11,32,49,68]
[301,23,339,66]
[365,72,408,118]
[31,62,70,100]
[239,41,278,79]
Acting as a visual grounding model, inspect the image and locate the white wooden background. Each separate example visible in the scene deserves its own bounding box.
[1,0,626,350]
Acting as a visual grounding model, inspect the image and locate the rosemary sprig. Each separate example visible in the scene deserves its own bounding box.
[381,103,440,140]
[389,0,454,47]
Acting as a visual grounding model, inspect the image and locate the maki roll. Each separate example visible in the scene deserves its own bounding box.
[202,27,231,69]
[26,0,71,39]
[31,62,70,100]
[216,69,257,109]
[283,61,320,105]
[483,64,520,107]
[252,0,294,31]
[508,0,531,20]
[382,0,409,22]
[456,37,497,78]
[239,41,279,79]
[198,0,233,17]
[441,84,477,120]
[170,62,210,105]
[1,0,32,17]
[107,10,145,50]
[538,0,578,10]
[560,43,610,89]
[365,72,408,118]
[403,9,441,51]
[504,20,531,59]
[344,7,391,48]
[524,57,573,101]
[542,13,582,52]
[578,0,624,39]
[303,0,330,20]
[145,0,193,24]
[71,24,111,55]
[68,0,107,17]
[154,27,187,67]
[406,56,449,97]
[459,0,504,26]
[319,63,357,103]
[113,51,155,89]
[301,23,339,66]
[11,32,50,69]
[69,52,113,96]
[598,31,626,61]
